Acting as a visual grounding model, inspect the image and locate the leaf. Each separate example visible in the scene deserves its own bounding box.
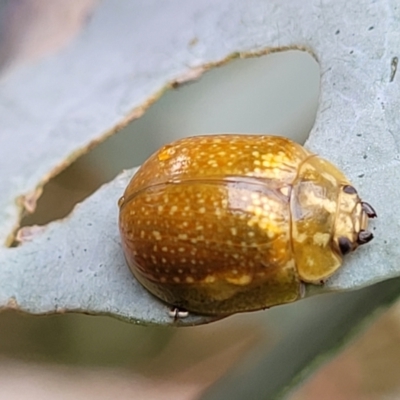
[200,278,400,399]
[0,170,216,326]
[0,0,398,391]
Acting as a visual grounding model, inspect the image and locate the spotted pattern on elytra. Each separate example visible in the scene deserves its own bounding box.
[119,134,376,315]
[121,178,292,286]
[125,135,309,196]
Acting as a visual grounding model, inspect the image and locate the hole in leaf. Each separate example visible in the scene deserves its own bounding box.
[20,50,320,228]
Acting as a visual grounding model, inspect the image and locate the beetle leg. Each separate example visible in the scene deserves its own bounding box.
[357,230,374,244]
[362,202,377,218]
[299,282,307,297]
[168,307,189,320]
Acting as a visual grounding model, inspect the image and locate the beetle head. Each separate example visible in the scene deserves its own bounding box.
[333,185,376,257]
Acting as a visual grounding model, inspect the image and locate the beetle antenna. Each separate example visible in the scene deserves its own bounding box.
[357,230,374,244]
[362,202,377,218]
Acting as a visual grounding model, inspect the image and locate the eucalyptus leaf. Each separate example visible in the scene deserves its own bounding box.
[0,0,398,330]
[0,170,216,326]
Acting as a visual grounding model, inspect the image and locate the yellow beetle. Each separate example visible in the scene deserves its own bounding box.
[118,135,376,315]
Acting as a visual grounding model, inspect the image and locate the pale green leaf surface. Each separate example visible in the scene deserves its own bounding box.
[0,0,398,329]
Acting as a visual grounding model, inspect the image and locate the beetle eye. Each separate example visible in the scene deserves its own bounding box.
[343,185,357,194]
[338,237,353,255]
[357,230,374,244]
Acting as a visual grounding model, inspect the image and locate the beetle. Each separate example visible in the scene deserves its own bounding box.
[118,135,376,316]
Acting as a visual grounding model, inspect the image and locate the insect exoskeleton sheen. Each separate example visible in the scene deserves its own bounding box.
[118,135,376,316]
